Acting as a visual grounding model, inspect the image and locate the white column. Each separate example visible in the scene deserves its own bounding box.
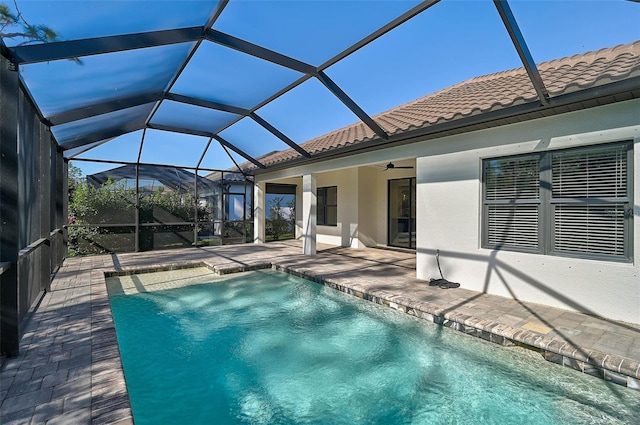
[302,173,317,255]
[253,181,265,244]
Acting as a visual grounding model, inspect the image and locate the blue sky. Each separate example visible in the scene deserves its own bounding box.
[5,1,640,177]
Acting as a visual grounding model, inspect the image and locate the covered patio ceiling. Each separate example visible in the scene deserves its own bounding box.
[1,0,639,175]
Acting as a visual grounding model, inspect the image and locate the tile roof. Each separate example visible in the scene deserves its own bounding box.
[256,41,640,169]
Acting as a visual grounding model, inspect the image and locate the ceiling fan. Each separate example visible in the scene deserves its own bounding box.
[383,162,414,171]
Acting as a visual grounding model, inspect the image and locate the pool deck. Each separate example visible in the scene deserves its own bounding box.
[1,241,639,424]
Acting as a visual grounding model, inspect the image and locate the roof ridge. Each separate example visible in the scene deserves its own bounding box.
[369,65,528,119]
[370,40,640,119]
[539,40,640,70]
[377,41,640,116]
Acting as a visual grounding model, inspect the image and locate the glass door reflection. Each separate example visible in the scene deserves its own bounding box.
[388,178,416,249]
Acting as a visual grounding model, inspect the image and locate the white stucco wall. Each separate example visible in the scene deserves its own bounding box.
[415,99,640,324]
[262,164,413,248]
[314,169,360,247]
[357,167,379,247]
[255,99,639,323]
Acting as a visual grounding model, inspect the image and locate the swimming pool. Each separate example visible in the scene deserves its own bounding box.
[107,269,639,424]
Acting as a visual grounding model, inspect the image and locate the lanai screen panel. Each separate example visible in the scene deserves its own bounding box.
[324,0,525,119]
[170,41,304,109]
[5,0,436,171]
[71,131,145,163]
[150,101,240,135]
[53,104,155,148]
[138,130,212,168]
[213,0,422,65]
[2,1,217,47]
[508,1,640,63]
[17,89,41,249]
[87,164,218,193]
[256,77,362,147]
[508,0,640,100]
[19,43,194,117]
[218,117,304,161]
[199,140,249,171]
[1,0,637,175]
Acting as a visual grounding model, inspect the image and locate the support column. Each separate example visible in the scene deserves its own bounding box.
[0,55,20,356]
[253,181,265,243]
[302,174,316,255]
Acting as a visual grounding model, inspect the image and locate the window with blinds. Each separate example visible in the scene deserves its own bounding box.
[483,142,631,261]
[551,144,629,257]
[483,155,540,251]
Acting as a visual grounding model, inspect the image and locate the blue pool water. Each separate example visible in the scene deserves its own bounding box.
[108,270,639,425]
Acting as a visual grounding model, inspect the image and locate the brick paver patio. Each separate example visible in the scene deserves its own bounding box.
[1,241,639,424]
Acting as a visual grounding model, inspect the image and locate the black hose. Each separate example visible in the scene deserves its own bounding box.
[436,249,445,280]
[429,249,460,289]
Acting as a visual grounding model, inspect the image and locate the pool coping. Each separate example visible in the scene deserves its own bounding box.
[101,259,640,395]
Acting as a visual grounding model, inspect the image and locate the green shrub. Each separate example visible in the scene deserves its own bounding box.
[68,180,210,255]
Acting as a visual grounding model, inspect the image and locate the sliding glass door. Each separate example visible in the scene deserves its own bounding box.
[388,178,416,249]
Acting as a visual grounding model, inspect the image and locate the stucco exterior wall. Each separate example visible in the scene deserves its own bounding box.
[255,99,639,323]
[314,169,360,247]
[415,99,640,324]
[357,167,379,247]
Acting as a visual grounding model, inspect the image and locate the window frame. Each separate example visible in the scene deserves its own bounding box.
[317,186,337,226]
[482,153,542,254]
[482,141,632,262]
